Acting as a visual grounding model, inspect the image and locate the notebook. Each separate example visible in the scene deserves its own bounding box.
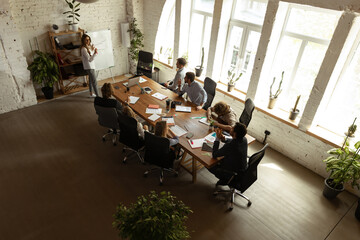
[162,116,175,126]
[199,118,211,125]
[152,92,168,100]
[188,138,205,149]
[129,96,140,104]
[169,125,187,137]
[175,105,191,113]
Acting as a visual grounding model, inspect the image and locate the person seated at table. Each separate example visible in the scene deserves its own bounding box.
[153,120,180,161]
[122,106,148,139]
[206,101,237,132]
[163,58,187,91]
[94,83,123,115]
[208,122,248,185]
[177,72,207,110]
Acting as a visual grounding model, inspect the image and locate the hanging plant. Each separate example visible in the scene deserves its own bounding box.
[128,18,144,61]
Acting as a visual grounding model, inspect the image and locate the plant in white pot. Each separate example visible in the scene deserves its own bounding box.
[63,0,80,31]
[268,71,284,109]
[227,68,242,92]
[27,50,59,99]
[323,139,360,199]
[195,47,204,77]
[113,191,193,240]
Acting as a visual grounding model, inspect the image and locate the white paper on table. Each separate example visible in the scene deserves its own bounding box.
[152,92,168,100]
[199,118,211,125]
[145,108,162,114]
[169,125,187,137]
[175,105,191,112]
[188,138,205,149]
[205,132,217,143]
[162,117,175,125]
[148,114,161,121]
[129,96,140,104]
[139,77,147,83]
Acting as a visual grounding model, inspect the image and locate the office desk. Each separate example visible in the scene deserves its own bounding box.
[112,76,255,182]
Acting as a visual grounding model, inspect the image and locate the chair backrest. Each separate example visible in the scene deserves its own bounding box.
[203,77,217,110]
[118,113,143,150]
[239,98,255,127]
[144,132,174,168]
[137,50,153,79]
[94,105,119,130]
[231,144,268,193]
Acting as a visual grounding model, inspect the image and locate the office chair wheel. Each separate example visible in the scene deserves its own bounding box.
[102,137,106,142]
[122,149,125,153]
[122,157,127,164]
[213,191,218,196]
[228,206,234,211]
[247,202,252,207]
[143,172,148,177]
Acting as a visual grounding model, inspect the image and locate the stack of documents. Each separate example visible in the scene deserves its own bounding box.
[169,125,187,137]
[175,105,191,112]
[152,92,168,100]
[129,96,140,104]
[145,108,162,114]
[205,132,217,143]
[139,77,147,83]
[162,116,175,126]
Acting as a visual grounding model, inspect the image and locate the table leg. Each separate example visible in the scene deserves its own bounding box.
[192,157,197,183]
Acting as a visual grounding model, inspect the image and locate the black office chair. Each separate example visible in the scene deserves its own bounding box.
[94,105,120,146]
[143,131,178,185]
[137,50,153,79]
[118,113,144,163]
[213,144,268,210]
[239,98,255,127]
[203,77,217,110]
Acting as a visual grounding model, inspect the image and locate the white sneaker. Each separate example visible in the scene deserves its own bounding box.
[89,93,97,98]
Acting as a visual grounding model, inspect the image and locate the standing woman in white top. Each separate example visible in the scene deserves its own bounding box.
[81,34,99,97]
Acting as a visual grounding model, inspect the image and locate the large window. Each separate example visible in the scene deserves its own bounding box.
[154,0,175,65]
[316,36,360,138]
[187,0,215,70]
[220,0,267,93]
[261,5,339,113]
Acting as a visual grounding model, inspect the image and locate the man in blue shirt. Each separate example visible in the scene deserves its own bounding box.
[177,72,207,110]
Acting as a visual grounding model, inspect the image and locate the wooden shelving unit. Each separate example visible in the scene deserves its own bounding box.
[48,29,87,94]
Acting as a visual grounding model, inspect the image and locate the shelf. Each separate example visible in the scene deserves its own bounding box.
[59,60,82,67]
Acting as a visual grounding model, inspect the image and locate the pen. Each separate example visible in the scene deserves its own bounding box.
[191,116,206,119]
[184,125,189,131]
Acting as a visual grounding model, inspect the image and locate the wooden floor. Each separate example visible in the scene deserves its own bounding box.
[0,90,359,240]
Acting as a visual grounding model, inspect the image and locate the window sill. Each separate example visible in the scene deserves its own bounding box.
[153,58,173,69]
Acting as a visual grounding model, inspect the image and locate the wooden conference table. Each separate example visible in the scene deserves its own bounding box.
[112,76,255,183]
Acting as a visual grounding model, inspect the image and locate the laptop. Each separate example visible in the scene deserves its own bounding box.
[123,77,140,87]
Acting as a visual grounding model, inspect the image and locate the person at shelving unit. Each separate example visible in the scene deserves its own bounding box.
[122,105,148,139]
[81,34,99,97]
[206,101,237,132]
[94,83,123,115]
[177,72,207,110]
[208,122,248,185]
[162,58,187,91]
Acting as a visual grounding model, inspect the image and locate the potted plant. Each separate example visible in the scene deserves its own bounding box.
[268,71,284,109]
[113,191,193,240]
[128,18,144,61]
[323,139,360,199]
[227,68,242,92]
[195,47,204,77]
[27,50,59,99]
[167,48,173,65]
[289,95,301,120]
[63,0,80,31]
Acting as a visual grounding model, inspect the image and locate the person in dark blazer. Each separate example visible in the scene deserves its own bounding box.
[209,122,248,184]
[94,83,123,115]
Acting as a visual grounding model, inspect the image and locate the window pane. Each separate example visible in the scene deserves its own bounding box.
[283,42,327,111]
[193,0,215,13]
[318,42,360,135]
[234,0,267,25]
[286,8,339,40]
[221,26,244,84]
[202,16,213,68]
[188,13,204,67]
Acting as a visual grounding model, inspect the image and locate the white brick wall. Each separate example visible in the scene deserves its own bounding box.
[0,0,37,114]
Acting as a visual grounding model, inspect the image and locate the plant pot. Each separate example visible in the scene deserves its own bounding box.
[323,178,344,199]
[355,198,360,221]
[70,23,78,32]
[195,67,203,77]
[289,108,300,120]
[268,97,277,109]
[227,84,234,92]
[41,87,54,99]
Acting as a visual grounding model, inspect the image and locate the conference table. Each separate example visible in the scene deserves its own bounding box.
[112,76,255,183]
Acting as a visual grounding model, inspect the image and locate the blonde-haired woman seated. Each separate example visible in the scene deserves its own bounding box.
[122,106,148,139]
[94,83,123,114]
[206,101,237,132]
[154,121,179,147]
